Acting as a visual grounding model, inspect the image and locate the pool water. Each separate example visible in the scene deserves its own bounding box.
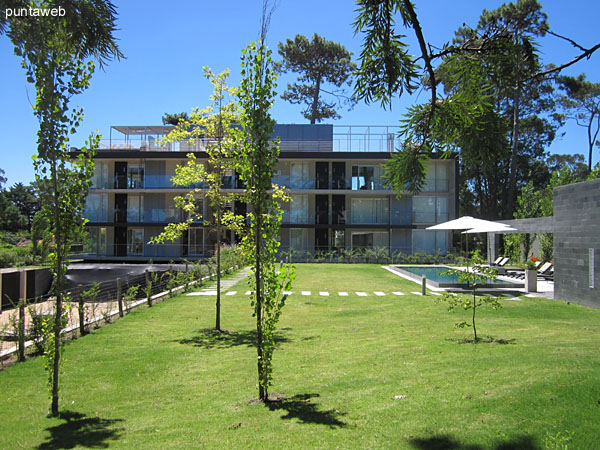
[391,265,522,288]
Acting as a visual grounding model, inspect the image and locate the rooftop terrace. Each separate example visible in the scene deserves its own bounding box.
[99,124,402,153]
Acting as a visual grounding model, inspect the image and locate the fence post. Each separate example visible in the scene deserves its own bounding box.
[18,269,26,362]
[0,271,3,314]
[421,275,427,296]
[145,270,152,307]
[117,277,123,318]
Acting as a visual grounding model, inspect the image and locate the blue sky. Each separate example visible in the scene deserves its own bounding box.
[1,0,599,185]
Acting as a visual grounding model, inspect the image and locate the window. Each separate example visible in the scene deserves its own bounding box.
[128,163,144,189]
[352,166,375,190]
[127,195,143,223]
[351,198,388,224]
[412,196,448,224]
[92,162,109,189]
[422,163,449,192]
[412,230,447,253]
[290,162,310,189]
[188,228,204,255]
[84,193,108,222]
[332,230,345,251]
[289,195,309,224]
[290,228,308,253]
[127,228,144,255]
[351,231,389,250]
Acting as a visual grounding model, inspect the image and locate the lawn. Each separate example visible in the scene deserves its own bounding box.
[0,264,598,449]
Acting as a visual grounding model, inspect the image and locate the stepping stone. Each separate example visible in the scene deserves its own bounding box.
[301,291,311,296]
[283,291,293,295]
[430,292,442,296]
[374,291,386,296]
[226,291,237,296]
[338,292,349,296]
[319,292,330,297]
[392,292,405,296]
[411,291,424,296]
[188,290,217,296]
[245,291,253,295]
[356,292,368,296]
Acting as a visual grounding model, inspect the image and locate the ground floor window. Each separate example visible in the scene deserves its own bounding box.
[189,228,204,255]
[332,230,345,251]
[351,231,389,250]
[127,228,144,255]
[412,230,447,254]
[84,227,107,255]
[290,228,309,253]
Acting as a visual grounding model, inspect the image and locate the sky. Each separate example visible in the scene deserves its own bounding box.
[1,0,599,185]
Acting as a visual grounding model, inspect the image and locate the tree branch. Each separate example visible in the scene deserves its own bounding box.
[402,0,436,122]
[548,30,587,52]
[529,43,600,80]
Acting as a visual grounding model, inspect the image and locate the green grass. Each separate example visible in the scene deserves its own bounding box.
[0,264,599,449]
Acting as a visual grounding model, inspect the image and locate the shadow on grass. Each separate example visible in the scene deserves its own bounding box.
[409,434,539,450]
[265,393,347,428]
[37,410,124,449]
[446,337,516,345]
[178,328,292,349]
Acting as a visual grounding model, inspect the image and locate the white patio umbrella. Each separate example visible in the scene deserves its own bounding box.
[426,216,508,231]
[462,223,516,234]
[427,216,512,260]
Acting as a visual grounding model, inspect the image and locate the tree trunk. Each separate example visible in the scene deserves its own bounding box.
[472,294,477,342]
[51,160,62,417]
[310,78,321,125]
[506,85,520,219]
[255,207,265,401]
[216,204,222,331]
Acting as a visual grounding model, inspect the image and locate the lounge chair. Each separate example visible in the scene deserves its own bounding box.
[538,263,554,281]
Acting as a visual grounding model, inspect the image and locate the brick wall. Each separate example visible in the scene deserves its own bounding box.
[554,178,600,307]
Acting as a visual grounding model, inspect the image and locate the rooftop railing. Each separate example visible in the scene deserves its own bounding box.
[96,125,402,153]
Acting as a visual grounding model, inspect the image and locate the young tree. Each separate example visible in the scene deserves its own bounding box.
[556,74,600,172]
[152,67,239,332]
[2,0,122,416]
[276,33,356,124]
[232,40,295,402]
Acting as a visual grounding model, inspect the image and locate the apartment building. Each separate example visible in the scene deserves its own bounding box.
[82,124,456,261]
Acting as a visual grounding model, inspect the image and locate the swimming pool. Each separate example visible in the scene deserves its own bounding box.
[389,265,524,289]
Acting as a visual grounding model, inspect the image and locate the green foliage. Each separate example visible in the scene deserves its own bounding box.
[4,0,122,416]
[438,251,502,342]
[556,73,600,171]
[276,33,357,123]
[382,143,429,195]
[352,0,419,108]
[161,111,189,126]
[231,40,295,401]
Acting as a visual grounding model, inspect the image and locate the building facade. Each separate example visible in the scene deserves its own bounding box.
[81,124,457,261]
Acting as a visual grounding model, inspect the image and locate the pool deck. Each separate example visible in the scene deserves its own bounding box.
[383,265,554,299]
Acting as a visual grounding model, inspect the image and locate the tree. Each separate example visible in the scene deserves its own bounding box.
[6,182,41,229]
[556,74,600,172]
[2,0,122,416]
[276,33,356,124]
[438,251,502,343]
[162,112,190,126]
[152,67,239,332]
[0,168,6,188]
[231,40,295,402]
[352,0,599,217]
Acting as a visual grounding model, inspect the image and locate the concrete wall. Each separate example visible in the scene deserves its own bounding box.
[553,178,600,307]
